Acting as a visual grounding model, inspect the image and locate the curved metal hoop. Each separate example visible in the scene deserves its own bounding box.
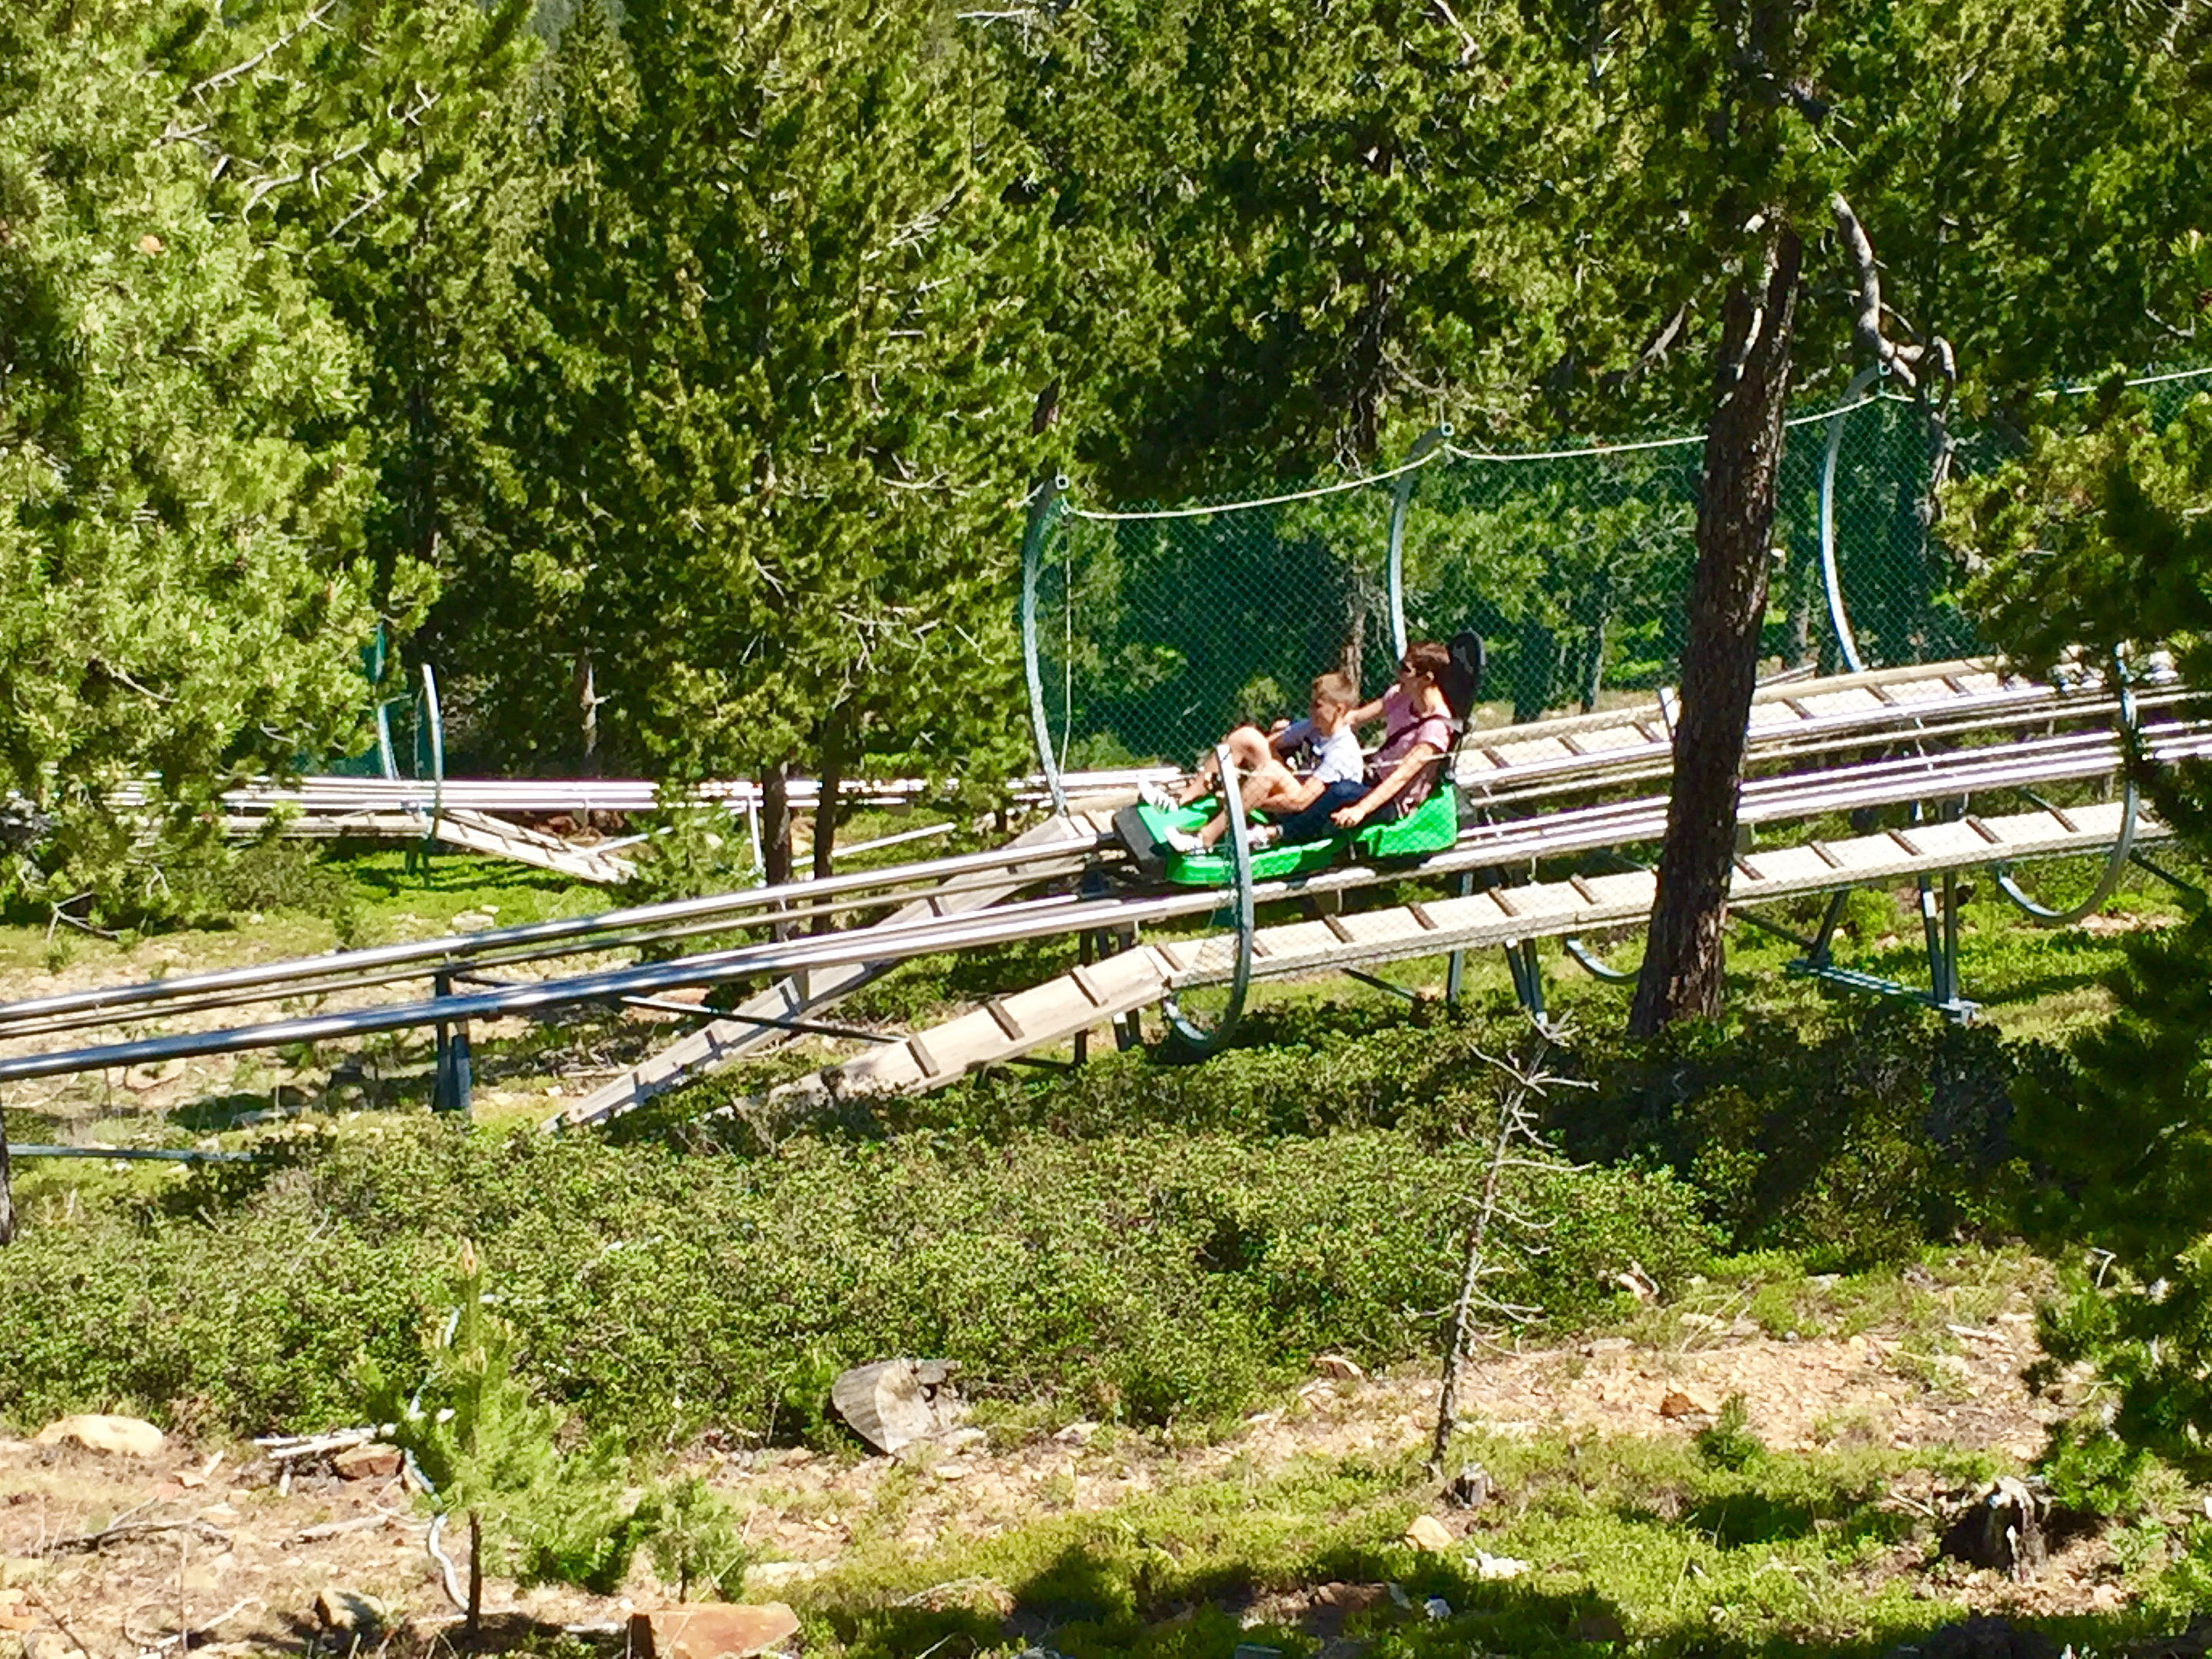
[1562,934,1640,983]
[416,662,447,839]
[1819,364,1880,674]
[1162,745,1254,1058]
[1018,475,1071,820]
[1993,657,2141,926]
[1386,426,1451,663]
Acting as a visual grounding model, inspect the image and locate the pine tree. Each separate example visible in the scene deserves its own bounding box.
[1947,276,2212,1472]
[361,1240,654,1636]
[447,0,1041,864]
[0,0,380,925]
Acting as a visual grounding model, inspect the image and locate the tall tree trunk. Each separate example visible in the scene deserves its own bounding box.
[810,704,853,921]
[1630,227,1803,1036]
[761,763,794,939]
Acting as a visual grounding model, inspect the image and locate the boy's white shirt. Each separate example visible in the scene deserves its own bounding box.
[1275,720,1361,786]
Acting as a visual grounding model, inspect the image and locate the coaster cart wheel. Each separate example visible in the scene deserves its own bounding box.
[1992,654,2141,927]
[1160,744,1255,1059]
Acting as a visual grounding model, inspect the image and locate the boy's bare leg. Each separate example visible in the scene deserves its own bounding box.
[1195,757,1298,849]
[1178,725,1275,806]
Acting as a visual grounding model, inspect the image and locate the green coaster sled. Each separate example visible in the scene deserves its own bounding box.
[1118,786,1460,887]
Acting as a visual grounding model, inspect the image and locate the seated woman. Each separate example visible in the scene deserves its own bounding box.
[1144,640,1462,854]
[1157,672,1366,853]
[1325,638,1459,835]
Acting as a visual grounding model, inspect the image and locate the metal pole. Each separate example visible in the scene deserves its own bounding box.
[431,971,471,1117]
[1386,427,1450,663]
[1820,365,1880,673]
[1163,744,1253,1056]
[1445,868,1472,1005]
[1018,475,1070,819]
[421,661,446,849]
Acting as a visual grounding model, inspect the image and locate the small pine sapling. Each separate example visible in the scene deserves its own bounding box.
[360,1240,657,1637]
[1694,1393,1765,1472]
[647,1475,747,1602]
[1431,1016,1593,1469]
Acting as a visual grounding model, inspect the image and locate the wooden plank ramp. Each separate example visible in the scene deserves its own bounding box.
[553,807,1118,1128]
[755,799,2154,1108]
[429,808,637,885]
[1452,656,2160,803]
[228,803,637,885]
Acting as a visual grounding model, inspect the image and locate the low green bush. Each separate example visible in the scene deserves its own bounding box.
[0,1111,1713,1449]
[690,995,1571,1150]
[1547,1003,2049,1268]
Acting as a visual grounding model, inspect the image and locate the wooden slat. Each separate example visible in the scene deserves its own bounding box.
[766,800,2164,1108]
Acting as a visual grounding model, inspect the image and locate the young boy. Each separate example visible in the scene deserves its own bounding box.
[1160,671,1367,853]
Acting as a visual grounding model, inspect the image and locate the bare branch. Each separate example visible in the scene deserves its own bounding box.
[1431,0,1479,61]
[1830,192,1918,392]
[189,4,337,102]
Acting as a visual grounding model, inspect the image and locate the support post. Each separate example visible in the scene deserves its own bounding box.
[1445,869,1472,1005]
[1386,427,1450,663]
[1075,929,1096,1066]
[432,971,472,1117]
[1018,475,1070,820]
[1162,745,1253,1057]
[1503,939,1544,1017]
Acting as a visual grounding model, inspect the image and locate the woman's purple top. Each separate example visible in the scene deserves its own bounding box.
[1365,686,1457,813]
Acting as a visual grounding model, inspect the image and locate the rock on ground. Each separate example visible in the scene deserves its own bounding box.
[629,1602,800,1659]
[32,1416,166,1458]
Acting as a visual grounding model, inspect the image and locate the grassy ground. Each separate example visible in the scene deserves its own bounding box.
[8,1242,2207,1656]
[2,820,2204,1654]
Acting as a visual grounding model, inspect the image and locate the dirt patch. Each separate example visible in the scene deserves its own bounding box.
[0,1306,2108,1651]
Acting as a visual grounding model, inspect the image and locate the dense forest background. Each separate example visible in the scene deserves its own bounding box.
[2,0,2207,916]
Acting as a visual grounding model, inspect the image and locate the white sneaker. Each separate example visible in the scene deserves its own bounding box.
[1137,780,1179,812]
[1162,827,1205,854]
[1246,825,1281,851]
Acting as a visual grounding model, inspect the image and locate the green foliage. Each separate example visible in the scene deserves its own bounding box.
[215,839,359,934]
[443,0,1041,814]
[2035,1416,2152,1521]
[1694,1394,1766,1473]
[0,0,382,924]
[1954,384,2212,689]
[617,793,761,907]
[0,1105,1711,1449]
[647,1475,749,1603]
[1548,1003,2041,1268]
[359,1240,655,1624]
[1955,376,2212,1482]
[809,1425,1999,1659]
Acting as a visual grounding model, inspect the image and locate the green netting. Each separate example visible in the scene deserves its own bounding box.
[1033,474,1408,771]
[1028,374,2207,776]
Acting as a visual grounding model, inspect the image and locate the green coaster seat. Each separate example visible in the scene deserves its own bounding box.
[1124,786,1459,886]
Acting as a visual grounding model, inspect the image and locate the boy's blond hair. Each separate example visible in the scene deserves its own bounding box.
[1311,671,1359,708]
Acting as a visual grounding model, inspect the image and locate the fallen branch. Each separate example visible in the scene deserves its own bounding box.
[18,1584,97,1659]
[43,1518,230,1556]
[257,1425,378,1461]
[293,1511,404,1542]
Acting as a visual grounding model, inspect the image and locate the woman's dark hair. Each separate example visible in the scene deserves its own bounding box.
[1402,640,1451,681]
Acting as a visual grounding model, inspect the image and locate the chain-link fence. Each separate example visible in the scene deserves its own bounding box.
[1028,369,2210,776]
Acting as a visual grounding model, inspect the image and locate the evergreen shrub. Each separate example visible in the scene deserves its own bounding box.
[1546,1003,2049,1268]
[0,1108,1711,1449]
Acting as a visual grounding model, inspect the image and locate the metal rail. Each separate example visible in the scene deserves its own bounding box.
[3,719,2201,1091]
[18,661,2144,1044]
[750,796,2161,1105]
[0,830,1109,1040]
